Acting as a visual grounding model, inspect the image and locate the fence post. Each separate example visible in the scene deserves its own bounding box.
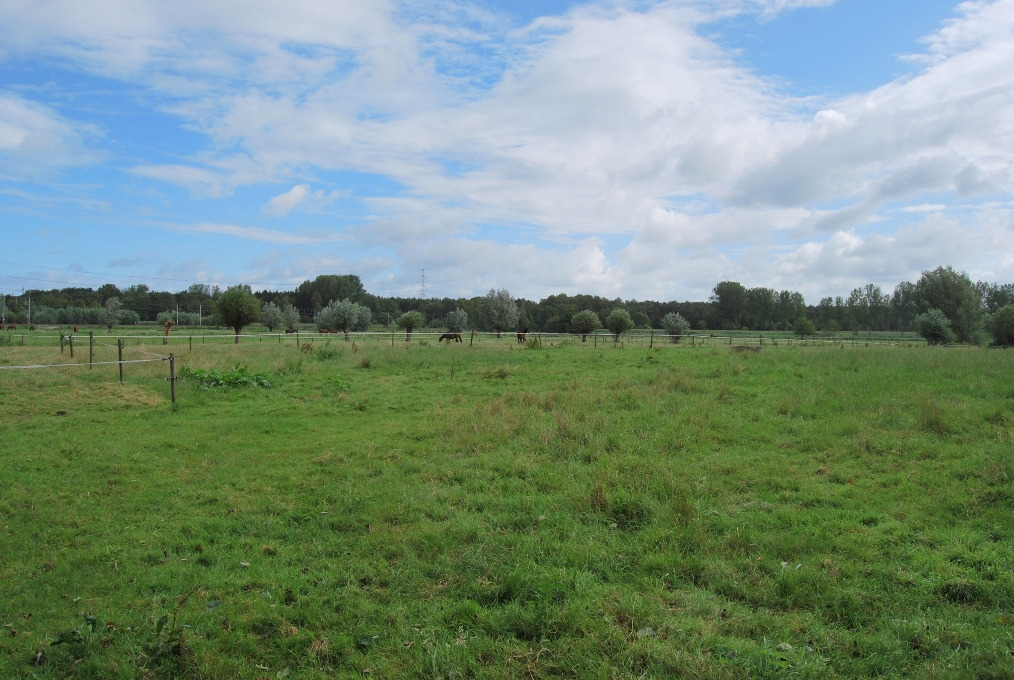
[69,335,74,358]
[189,336,193,352]
[168,353,177,404]
[118,339,124,384]
[60,334,65,353]
[650,329,654,349]
[89,331,94,369]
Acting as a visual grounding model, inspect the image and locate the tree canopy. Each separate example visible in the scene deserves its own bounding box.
[217,286,261,342]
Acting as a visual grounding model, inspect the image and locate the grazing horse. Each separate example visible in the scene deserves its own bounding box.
[439,332,462,343]
[516,328,529,344]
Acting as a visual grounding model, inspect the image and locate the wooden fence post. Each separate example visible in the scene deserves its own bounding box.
[118,339,124,384]
[89,331,94,369]
[69,335,74,358]
[168,353,177,404]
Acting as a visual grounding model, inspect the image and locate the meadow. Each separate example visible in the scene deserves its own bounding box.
[0,330,1011,678]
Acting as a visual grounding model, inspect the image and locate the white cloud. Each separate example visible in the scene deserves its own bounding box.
[153,220,347,245]
[0,93,100,180]
[264,185,311,217]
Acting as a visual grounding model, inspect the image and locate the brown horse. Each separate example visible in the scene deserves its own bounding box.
[516,328,529,344]
[439,332,462,343]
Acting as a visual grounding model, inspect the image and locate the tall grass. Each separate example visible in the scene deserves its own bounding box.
[0,340,1010,678]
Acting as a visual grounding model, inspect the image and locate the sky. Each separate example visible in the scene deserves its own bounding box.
[1,0,1012,304]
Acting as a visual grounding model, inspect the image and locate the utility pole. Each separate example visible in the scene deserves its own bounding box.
[419,269,428,298]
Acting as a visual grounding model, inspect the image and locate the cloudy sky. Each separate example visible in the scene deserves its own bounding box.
[1,0,1011,303]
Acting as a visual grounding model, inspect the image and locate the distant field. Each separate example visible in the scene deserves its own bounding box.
[0,338,1010,678]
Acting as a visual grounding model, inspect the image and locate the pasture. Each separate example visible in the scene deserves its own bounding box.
[0,333,1011,678]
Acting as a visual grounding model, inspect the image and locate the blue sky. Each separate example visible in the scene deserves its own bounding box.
[1,0,1012,303]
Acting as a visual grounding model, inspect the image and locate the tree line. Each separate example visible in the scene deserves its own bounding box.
[4,267,1012,345]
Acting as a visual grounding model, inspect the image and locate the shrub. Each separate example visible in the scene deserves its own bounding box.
[571,310,600,342]
[793,317,816,339]
[660,312,690,343]
[606,308,634,342]
[989,304,1014,346]
[914,308,956,345]
[397,310,426,340]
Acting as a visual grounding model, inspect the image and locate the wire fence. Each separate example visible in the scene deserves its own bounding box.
[0,327,931,405]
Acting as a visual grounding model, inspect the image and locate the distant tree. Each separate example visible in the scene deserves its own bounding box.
[102,297,123,328]
[793,317,816,339]
[745,287,776,330]
[571,309,601,342]
[606,308,634,342]
[711,281,747,330]
[890,281,917,333]
[397,310,426,341]
[31,306,57,325]
[281,303,300,332]
[260,301,283,331]
[989,304,1014,346]
[294,274,365,314]
[217,285,261,343]
[97,283,121,302]
[446,307,469,333]
[914,308,956,346]
[980,282,1014,314]
[913,266,984,344]
[355,304,373,332]
[660,312,690,343]
[480,289,519,338]
[823,318,840,338]
[317,298,368,341]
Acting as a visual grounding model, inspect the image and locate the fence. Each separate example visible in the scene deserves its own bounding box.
[0,328,929,404]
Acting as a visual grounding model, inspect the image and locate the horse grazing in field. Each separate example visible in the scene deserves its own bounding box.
[439,332,462,343]
[516,328,529,344]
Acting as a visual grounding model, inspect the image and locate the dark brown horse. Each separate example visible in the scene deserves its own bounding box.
[439,332,462,343]
[516,328,529,344]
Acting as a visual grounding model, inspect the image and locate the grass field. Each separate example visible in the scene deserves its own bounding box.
[0,333,1011,678]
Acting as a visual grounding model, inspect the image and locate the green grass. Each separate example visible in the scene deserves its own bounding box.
[0,338,1011,678]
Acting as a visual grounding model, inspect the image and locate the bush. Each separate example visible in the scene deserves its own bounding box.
[989,304,1014,346]
[660,312,690,343]
[571,310,601,342]
[605,308,634,341]
[914,308,956,345]
[446,307,469,333]
[793,317,816,339]
[397,310,426,340]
